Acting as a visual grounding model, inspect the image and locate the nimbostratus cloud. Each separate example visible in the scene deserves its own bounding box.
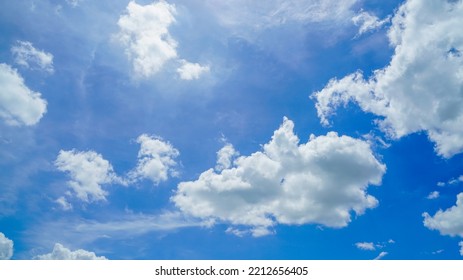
[0,63,47,126]
[117,1,208,79]
[34,243,106,260]
[128,134,179,185]
[172,117,386,236]
[312,0,463,157]
[0,232,13,260]
[11,41,54,73]
[55,150,124,203]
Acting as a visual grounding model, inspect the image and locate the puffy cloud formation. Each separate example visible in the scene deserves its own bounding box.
[423,192,463,238]
[352,10,390,35]
[313,0,463,157]
[55,150,123,202]
[11,41,54,73]
[0,232,13,260]
[0,63,47,126]
[129,134,179,185]
[177,60,210,80]
[172,117,385,236]
[117,1,178,78]
[34,243,106,260]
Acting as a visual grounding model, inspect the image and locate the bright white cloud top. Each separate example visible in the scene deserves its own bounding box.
[423,192,463,238]
[177,60,210,80]
[0,232,13,260]
[10,41,54,73]
[129,134,179,185]
[0,63,47,126]
[34,243,106,260]
[313,0,463,157]
[173,117,385,236]
[117,1,178,78]
[55,150,123,203]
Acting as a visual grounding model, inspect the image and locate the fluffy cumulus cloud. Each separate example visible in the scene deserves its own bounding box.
[34,243,106,260]
[0,63,47,126]
[55,150,123,203]
[0,232,13,260]
[11,41,54,73]
[423,192,463,237]
[204,0,359,29]
[172,117,385,236]
[128,134,179,185]
[352,10,390,35]
[313,0,463,157]
[117,1,178,78]
[177,60,210,80]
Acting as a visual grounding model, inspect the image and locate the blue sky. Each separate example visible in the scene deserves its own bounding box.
[1,0,463,260]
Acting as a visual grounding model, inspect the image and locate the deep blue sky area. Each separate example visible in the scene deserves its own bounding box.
[1,0,463,260]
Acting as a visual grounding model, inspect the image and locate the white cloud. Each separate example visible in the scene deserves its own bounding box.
[423,192,463,238]
[177,60,210,80]
[355,242,376,251]
[172,117,385,235]
[215,143,239,172]
[116,1,178,78]
[427,191,440,200]
[204,0,359,29]
[352,10,390,35]
[128,134,179,185]
[55,150,123,203]
[11,41,54,73]
[0,232,13,260]
[437,182,446,187]
[34,243,106,260]
[66,0,80,7]
[459,241,463,256]
[374,251,388,260]
[0,63,47,126]
[55,196,72,211]
[313,0,463,158]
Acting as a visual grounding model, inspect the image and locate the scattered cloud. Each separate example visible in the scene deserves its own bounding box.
[437,182,446,187]
[55,196,72,211]
[460,241,463,256]
[423,192,463,238]
[427,191,440,200]
[352,10,390,35]
[55,150,124,203]
[204,0,359,29]
[11,41,54,73]
[128,134,179,185]
[66,0,80,7]
[0,63,47,126]
[117,1,178,78]
[374,251,388,260]
[356,242,375,251]
[34,243,106,260]
[313,0,463,157]
[0,232,13,260]
[177,60,210,80]
[172,117,385,236]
